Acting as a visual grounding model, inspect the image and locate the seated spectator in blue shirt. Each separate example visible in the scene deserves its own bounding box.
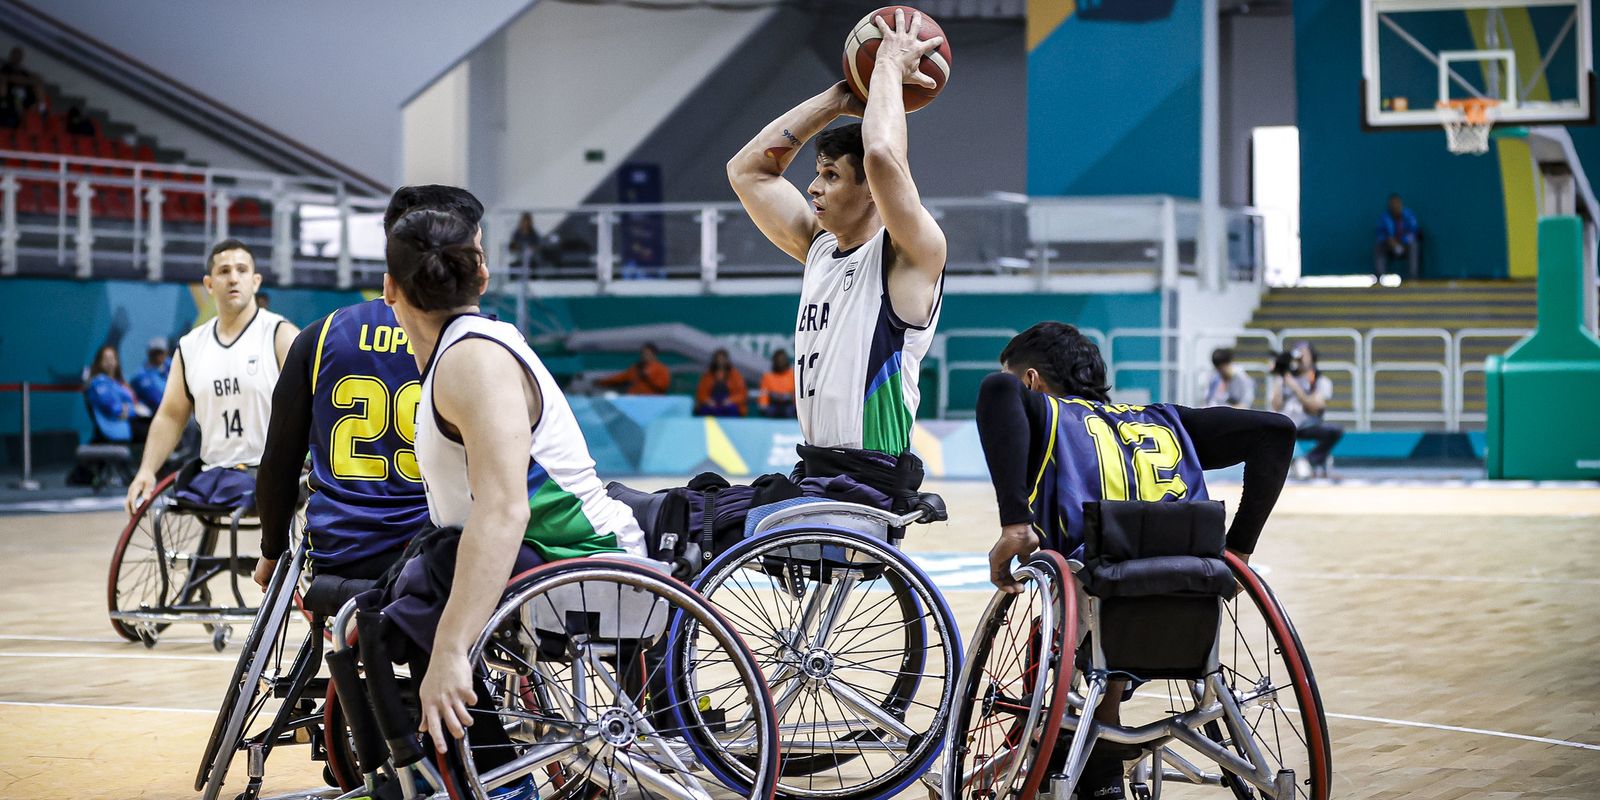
[86,344,137,443]
[130,337,169,413]
[1374,193,1422,282]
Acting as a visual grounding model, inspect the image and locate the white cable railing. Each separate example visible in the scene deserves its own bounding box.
[934,326,1531,431]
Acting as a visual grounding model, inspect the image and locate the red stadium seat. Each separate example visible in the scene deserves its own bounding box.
[135,144,154,162]
[0,130,13,150]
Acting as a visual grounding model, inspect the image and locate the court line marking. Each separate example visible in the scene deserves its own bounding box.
[1323,711,1600,752]
[1271,571,1600,587]
[0,699,213,715]
[0,650,234,663]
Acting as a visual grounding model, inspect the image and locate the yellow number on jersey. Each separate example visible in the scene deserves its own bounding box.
[329,376,423,484]
[1082,416,1188,502]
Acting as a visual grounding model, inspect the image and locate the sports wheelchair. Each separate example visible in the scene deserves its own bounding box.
[306,552,784,800]
[653,492,963,800]
[941,501,1331,800]
[107,462,267,651]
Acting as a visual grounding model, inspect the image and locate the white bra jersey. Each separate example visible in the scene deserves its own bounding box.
[794,228,942,454]
[415,314,646,561]
[178,308,286,470]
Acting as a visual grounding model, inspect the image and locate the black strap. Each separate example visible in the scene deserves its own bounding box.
[698,487,719,566]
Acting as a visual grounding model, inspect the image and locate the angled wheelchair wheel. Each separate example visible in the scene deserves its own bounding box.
[194,545,313,800]
[107,471,191,642]
[671,526,961,800]
[1202,552,1331,800]
[942,550,1076,800]
[440,557,781,800]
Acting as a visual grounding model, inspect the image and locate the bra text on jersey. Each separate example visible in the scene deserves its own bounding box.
[797,302,831,332]
[213,377,241,396]
[358,324,415,355]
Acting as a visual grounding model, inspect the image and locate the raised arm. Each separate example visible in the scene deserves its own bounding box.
[728,83,861,262]
[417,339,541,754]
[125,350,194,514]
[863,9,948,326]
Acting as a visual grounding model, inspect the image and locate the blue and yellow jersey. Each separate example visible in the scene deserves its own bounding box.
[304,299,430,565]
[1031,396,1210,555]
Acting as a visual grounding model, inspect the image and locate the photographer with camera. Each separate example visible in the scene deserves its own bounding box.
[1270,341,1342,478]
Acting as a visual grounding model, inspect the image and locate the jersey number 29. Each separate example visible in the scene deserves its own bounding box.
[330,376,422,483]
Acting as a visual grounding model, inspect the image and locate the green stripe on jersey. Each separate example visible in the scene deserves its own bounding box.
[862,370,913,455]
[524,480,622,561]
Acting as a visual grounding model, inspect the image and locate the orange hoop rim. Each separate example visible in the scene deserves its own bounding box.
[1437,97,1500,124]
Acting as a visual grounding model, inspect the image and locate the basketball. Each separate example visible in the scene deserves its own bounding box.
[842,6,952,113]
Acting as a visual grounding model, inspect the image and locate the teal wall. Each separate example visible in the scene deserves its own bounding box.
[1027,2,1202,196]
[0,277,365,461]
[1295,0,1600,278]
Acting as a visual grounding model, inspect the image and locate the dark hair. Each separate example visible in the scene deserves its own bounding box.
[90,344,123,382]
[641,342,659,356]
[816,123,866,184]
[1211,347,1234,369]
[383,185,484,234]
[999,322,1111,402]
[386,209,484,311]
[709,348,731,371]
[207,238,254,272]
[771,348,789,368]
[1294,341,1319,364]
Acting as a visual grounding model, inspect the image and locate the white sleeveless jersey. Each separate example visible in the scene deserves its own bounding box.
[795,228,942,454]
[415,314,646,560]
[178,308,285,470]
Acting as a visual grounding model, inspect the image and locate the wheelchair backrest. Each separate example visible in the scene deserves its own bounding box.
[523,556,674,643]
[1080,500,1235,679]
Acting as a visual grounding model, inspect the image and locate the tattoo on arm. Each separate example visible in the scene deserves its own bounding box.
[781,128,801,146]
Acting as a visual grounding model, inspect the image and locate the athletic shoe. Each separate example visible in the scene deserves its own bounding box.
[1291,456,1313,481]
[1074,751,1126,799]
[488,775,540,800]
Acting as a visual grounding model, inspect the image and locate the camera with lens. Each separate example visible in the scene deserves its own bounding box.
[1272,350,1300,377]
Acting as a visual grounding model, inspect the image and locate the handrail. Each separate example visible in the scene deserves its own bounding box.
[1367,363,1454,430]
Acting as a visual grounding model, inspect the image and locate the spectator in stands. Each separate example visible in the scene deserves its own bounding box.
[0,93,19,130]
[64,105,95,137]
[130,337,170,413]
[694,348,747,417]
[596,342,671,395]
[1270,341,1342,479]
[1202,347,1255,409]
[1,47,46,115]
[759,349,796,418]
[85,344,137,443]
[509,212,540,278]
[1374,193,1421,282]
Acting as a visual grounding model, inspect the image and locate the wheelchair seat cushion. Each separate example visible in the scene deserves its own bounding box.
[173,466,257,513]
[1081,500,1234,599]
[302,574,381,617]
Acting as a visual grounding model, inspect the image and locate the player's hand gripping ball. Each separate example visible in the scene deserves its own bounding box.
[843,6,952,113]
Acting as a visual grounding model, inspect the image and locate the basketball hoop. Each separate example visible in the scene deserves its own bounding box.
[1437,98,1500,155]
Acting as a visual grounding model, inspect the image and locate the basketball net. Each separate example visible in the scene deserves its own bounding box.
[1437,98,1499,155]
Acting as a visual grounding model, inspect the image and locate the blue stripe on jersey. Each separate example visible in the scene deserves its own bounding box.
[305,299,431,567]
[526,461,550,497]
[864,351,903,399]
[1032,395,1210,557]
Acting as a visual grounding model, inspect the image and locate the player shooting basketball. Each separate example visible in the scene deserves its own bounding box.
[728,8,947,502]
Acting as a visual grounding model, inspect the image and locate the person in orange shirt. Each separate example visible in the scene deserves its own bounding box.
[694,348,747,417]
[759,349,796,419]
[597,342,672,395]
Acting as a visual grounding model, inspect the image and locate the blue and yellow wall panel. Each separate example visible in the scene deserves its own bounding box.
[1027,0,1199,197]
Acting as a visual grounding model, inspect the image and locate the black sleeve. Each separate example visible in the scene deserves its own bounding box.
[975,371,1052,527]
[256,317,324,560]
[1174,404,1295,555]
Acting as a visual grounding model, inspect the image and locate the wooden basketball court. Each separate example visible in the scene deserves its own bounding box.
[2,479,1597,799]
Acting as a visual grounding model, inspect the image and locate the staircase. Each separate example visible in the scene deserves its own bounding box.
[1241,282,1537,429]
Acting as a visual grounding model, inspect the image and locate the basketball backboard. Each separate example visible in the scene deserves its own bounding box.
[1362,0,1594,129]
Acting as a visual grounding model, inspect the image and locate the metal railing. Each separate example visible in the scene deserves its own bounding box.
[0,150,386,287]
[936,326,1532,431]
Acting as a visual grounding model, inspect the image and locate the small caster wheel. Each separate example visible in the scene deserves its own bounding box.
[138,627,158,649]
[212,625,232,652]
[322,765,339,788]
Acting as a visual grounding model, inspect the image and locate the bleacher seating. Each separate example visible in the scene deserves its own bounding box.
[2,107,269,229]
